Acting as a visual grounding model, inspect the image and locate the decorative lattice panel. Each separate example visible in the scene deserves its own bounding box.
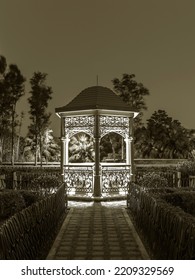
[101,165,131,195]
[100,116,129,138]
[65,116,95,137]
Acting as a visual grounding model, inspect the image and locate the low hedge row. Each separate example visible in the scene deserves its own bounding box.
[160,191,195,216]
[0,190,42,220]
[127,184,195,259]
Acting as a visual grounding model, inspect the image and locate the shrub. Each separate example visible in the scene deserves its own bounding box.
[31,174,62,195]
[137,172,169,189]
[161,191,195,216]
[0,190,26,219]
[18,190,42,207]
[176,160,195,175]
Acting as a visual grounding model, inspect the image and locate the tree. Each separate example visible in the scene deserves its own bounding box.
[112,73,150,126]
[4,64,26,164]
[23,128,60,163]
[139,110,193,158]
[28,72,52,166]
[0,55,25,164]
[111,73,150,158]
[69,133,95,163]
[16,111,25,161]
[100,133,125,162]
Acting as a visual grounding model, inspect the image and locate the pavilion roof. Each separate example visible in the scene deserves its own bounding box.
[55,86,137,113]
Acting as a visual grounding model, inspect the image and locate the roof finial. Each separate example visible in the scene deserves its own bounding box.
[96,75,99,86]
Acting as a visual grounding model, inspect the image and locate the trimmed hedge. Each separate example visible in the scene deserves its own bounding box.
[0,184,67,260]
[18,190,42,207]
[0,191,26,219]
[160,191,195,216]
[127,184,195,259]
[0,190,43,220]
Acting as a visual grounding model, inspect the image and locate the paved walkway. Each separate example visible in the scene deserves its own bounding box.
[47,201,150,260]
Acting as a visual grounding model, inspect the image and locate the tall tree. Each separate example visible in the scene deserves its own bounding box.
[140,110,192,158]
[4,64,26,164]
[16,111,25,161]
[112,73,150,158]
[0,55,9,162]
[112,73,150,126]
[28,72,52,166]
[0,55,25,164]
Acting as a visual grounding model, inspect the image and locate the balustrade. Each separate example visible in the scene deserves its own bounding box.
[64,164,131,197]
[101,165,131,196]
[64,165,94,196]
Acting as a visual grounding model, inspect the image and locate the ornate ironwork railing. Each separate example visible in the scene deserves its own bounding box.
[64,165,94,196]
[101,165,131,195]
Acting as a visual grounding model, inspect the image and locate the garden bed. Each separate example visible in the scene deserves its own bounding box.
[0,183,67,259]
[127,184,195,259]
[160,191,195,216]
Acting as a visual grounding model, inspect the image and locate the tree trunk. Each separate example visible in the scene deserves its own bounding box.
[11,105,15,166]
[109,136,116,161]
[16,112,23,161]
[0,138,3,163]
[35,134,38,166]
[40,134,43,167]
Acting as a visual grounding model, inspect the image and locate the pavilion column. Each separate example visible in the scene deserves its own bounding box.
[60,117,69,181]
[125,137,131,166]
[93,112,101,197]
[61,137,66,176]
[129,117,135,182]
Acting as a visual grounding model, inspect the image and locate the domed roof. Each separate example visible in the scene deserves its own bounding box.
[55,86,136,113]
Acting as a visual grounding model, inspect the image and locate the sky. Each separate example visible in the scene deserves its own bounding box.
[0,0,195,137]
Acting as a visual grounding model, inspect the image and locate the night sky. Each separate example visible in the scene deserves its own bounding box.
[0,0,195,136]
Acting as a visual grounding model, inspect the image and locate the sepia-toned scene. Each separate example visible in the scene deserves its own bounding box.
[0,0,194,260]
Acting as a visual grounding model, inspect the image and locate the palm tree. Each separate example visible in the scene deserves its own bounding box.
[69,133,95,163]
[23,128,60,163]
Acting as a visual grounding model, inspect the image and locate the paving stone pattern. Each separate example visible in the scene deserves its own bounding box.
[47,201,150,260]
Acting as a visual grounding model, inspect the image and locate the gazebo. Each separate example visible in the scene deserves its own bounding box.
[55,86,138,198]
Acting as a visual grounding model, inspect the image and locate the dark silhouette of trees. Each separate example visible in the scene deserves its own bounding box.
[112,73,150,158]
[0,55,25,164]
[112,73,150,126]
[136,110,194,158]
[112,74,194,159]
[28,72,52,166]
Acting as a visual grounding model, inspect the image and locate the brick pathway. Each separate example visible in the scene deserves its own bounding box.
[46,201,150,260]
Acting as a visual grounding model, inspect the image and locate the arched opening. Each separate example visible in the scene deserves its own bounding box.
[100,132,126,163]
[68,132,95,163]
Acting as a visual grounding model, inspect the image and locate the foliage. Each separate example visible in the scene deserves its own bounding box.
[137,171,169,188]
[30,174,62,195]
[0,184,66,260]
[100,132,125,162]
[176,160,195,175]
[28,72,52,166]
[0,190,26,219]
[18,190,42,207]
[69,133,95,162]
[0,55,25,164]
[135,110,193,159]
[23,129,60,162]
[161,191,195,216]
[112,73,149,126]
[68,132,125,163]
[127,184,195,259]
